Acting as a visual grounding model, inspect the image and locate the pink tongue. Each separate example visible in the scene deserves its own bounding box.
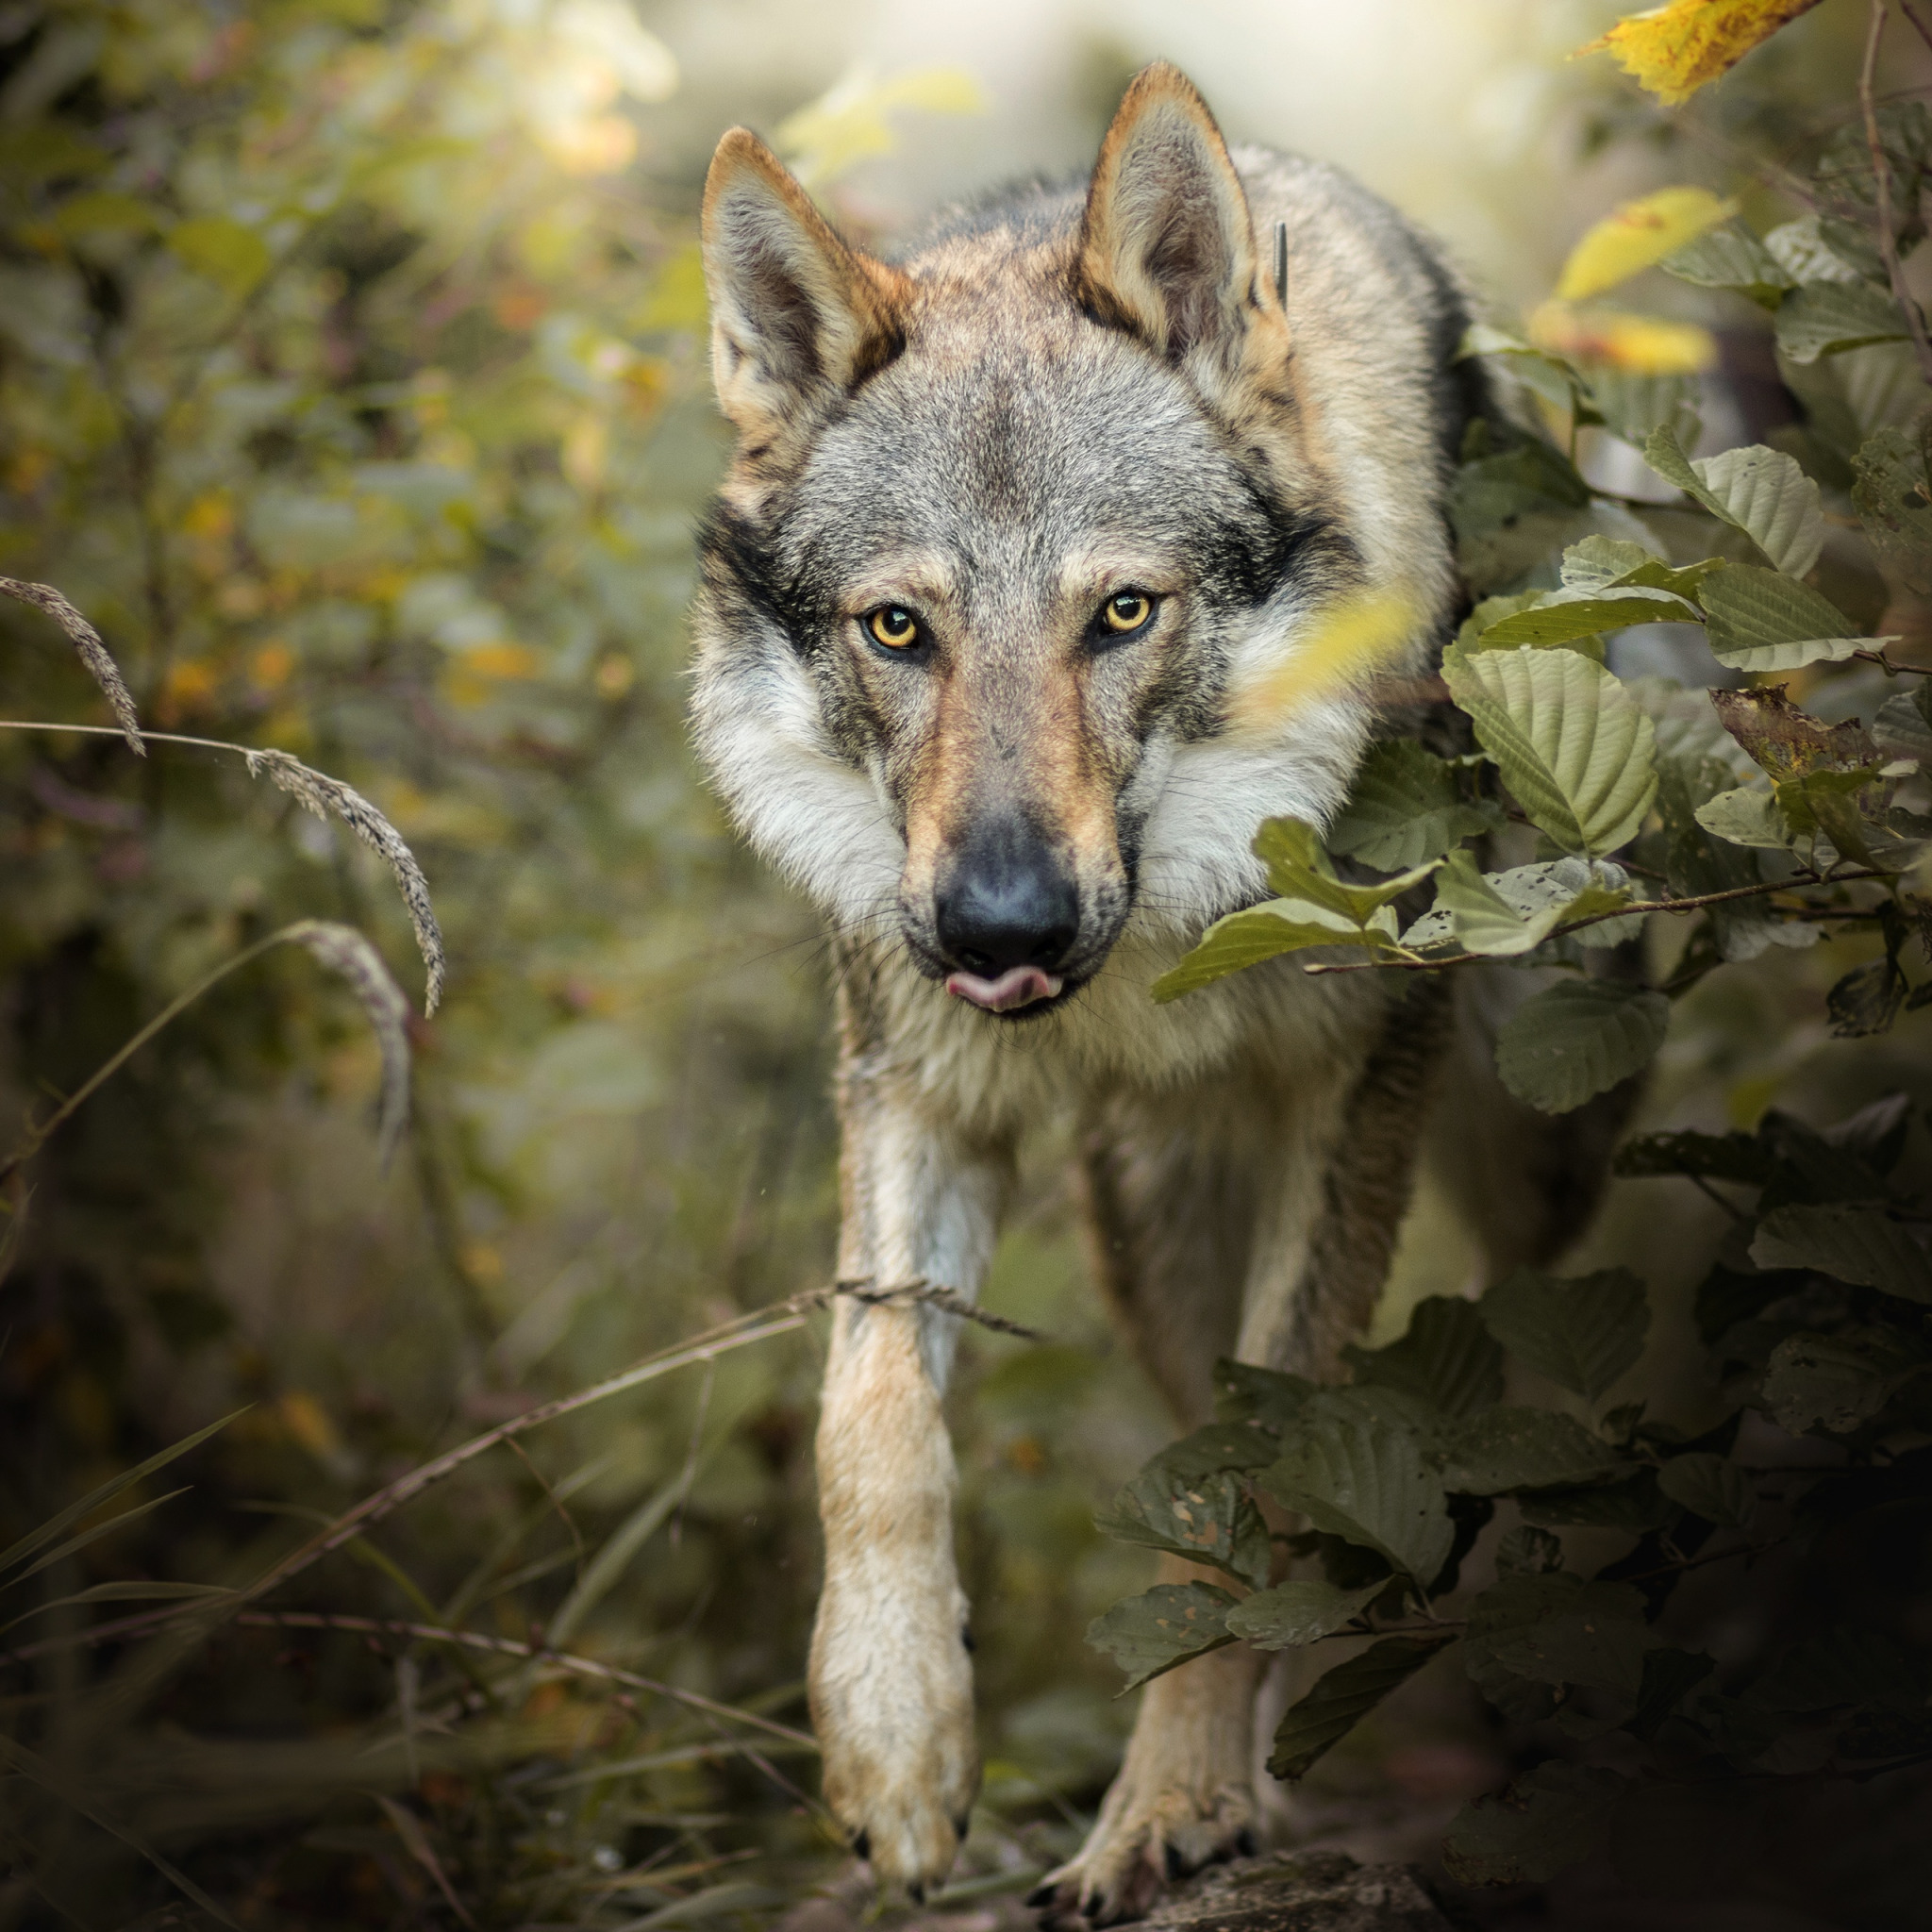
[945,965,1064,1013]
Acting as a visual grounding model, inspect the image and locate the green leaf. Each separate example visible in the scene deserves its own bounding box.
[1764,214,1866,286]
[1150,897,1402,1001]
[1758,1327,1929,1434]
[1252,818,1441,925]
[1473,585,1696,650]
[1479,1266,1650,1400]
[1265,1632,1455,1781]
[1440,1407,1629,1495]
[1643,426,1825,577]
[1095,1466,1274,1587]
[1143,1421,1284,1481]
[1418,852,1635,958]
[1694,785,1792,849]
[1443,1763,1629,1887]
[167,215,273,299]
[1661,220,1792,308]
[1326,741,1500,870]
[1776,280,1912,364]
[1225,1577,1385,1650]
[1587,369,1701,449]
[1493,982,1671,1116]
[1086,1582,1239,1691]
[1557,536,1723,602]
[1456,324,1593,416]
[1342,1294,1504,1419]
[1262,1412,1454,1585]
[1657,1452,1754,1527]
[1628,1648,1718,1740]
[1697,563,1873,672]
[1444,646,1658,858]
[1751,1204,1932,1303]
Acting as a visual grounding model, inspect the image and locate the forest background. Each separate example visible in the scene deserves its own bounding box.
[2,2,1928,1928]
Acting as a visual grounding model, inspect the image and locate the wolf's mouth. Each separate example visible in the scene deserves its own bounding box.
[944,965,1065,1013]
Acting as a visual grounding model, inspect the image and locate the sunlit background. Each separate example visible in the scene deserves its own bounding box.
[1,2,1922,1927]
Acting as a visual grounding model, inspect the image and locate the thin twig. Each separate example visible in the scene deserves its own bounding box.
[1863,0,1932,388]
[1853,646,1932,676]
[834,1276,1049,1341]
[230,1610,816,1748]
[1302,869,1896,975]
[1906,0,1932,60]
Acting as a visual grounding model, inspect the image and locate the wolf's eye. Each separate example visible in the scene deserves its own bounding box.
[1099,591,1155,636]
[866,606,922,650]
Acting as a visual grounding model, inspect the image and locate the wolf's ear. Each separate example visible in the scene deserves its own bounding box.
[1074,63,1264,374]
[701,129,909,440]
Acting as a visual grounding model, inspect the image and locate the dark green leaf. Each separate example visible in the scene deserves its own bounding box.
[1758,1327,1931,1434]
[1341,1294,1503,1419]
[1327,741,1501,870]
[1474,587,1695,649]
[1086,1582,1239,1692]
[1493,983,1670,1117]
[1519,1469,1675,1532]
[1213,1359,1316,1433]
[1225,1577,1385,1650]
[1854,424,1932,594]
[1697,563,1868,674]
[1265,1632,1455,1781]
[1751,1204,1932,1303]
[1657,1452,1754,1527]
[1587,370,1701,449]
[1443,1763,1629,1886]
[1262,1411,1454,1585]
[1627,1648,1717,1740]
[1827,957,1906,1039]
[1495,1526,1564,1575]
[1479,1266,1650,1400]
[1440,1407,1629,1495]
[1142,1422,1283,1481]
[1464,1573,1655,1700]
[1095,1466,1274,1588]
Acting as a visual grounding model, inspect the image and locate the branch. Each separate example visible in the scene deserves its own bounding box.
[1302,868,1896,975]
[1863,0,1932,389]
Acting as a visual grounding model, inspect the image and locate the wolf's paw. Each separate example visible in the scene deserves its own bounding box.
[1029,1775,1256,1926]
[810,1579,978,1900]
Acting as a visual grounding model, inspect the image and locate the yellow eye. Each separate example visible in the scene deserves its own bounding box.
[867,606,921,649]
[1101,591,1154,635]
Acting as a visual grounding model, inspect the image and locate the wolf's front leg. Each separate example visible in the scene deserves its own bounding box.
[809,1082,1010,1896]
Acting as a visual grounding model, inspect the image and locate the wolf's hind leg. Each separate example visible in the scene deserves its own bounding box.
[1043,982,1451,1924]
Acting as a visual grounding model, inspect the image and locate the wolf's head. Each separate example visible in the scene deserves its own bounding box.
[691,64,1455,1019]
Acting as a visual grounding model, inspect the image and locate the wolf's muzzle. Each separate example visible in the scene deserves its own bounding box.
[934,818,1078,1013]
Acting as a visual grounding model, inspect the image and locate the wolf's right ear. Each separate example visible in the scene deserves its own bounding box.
[701,130,909,441]
[1074,63,1266,382]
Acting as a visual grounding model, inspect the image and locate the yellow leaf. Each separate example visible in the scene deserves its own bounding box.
[1226,585,1423,741]
[1556,188,1735,302]
[1529,302,1718,375]
[1576,0,1826,107]
[776,65,988,189]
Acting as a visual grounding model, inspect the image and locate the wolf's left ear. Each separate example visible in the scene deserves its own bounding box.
[1074,63,1266,376]
[701,129,910,441]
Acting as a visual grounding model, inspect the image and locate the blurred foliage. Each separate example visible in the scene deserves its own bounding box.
[0,4,1146,1924]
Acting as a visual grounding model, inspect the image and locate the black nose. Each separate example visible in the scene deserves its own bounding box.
[935,821,1079,975]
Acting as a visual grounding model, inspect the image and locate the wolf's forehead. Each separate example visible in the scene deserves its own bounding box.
[790,335,1241,564]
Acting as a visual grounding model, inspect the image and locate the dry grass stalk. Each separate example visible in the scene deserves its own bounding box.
[285,920,412,1165]
[0,576,145,756]
[245,749,445,1015]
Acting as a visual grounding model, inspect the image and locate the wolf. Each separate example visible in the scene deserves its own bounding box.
[690,62,1617,1923]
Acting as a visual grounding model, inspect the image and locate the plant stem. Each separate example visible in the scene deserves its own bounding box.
[1302,869,1895,975]
[1863,0,1932,388]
